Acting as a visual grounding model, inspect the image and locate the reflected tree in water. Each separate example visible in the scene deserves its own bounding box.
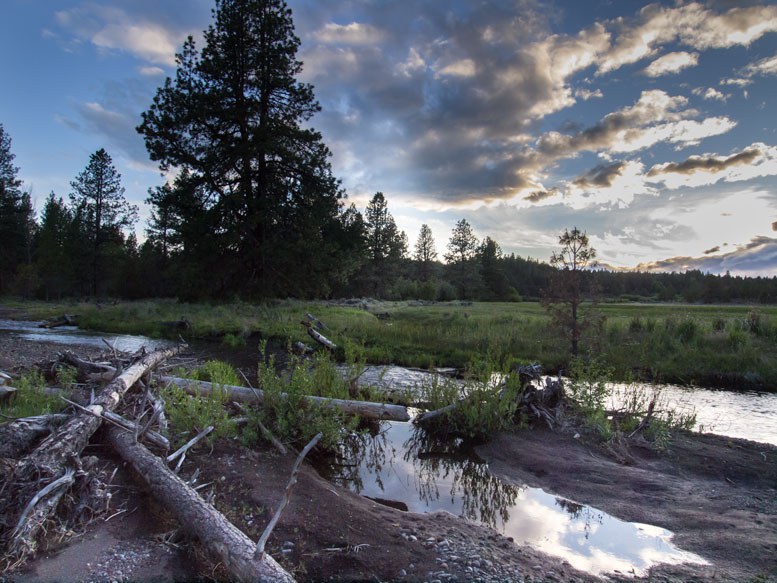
[404,427,522,528]
[555,497,604,540]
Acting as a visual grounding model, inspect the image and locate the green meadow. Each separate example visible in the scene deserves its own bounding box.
[10,299,777,391]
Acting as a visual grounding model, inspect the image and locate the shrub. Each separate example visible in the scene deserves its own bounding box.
[1,370,64,418]
[162,360,240,446]
[245,345,362,450]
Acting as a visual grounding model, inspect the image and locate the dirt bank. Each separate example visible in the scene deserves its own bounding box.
[1,336,776,582]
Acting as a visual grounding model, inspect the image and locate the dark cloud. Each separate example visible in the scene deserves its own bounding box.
[635,237,777,276]
[524,189,559,203]
[647,148,761,176]
[704,246,720,254]
[294,0,595,200]
[573,161,627,188]
[772,221,777,231]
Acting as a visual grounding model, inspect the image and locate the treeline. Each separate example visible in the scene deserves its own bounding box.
[2,0,777,305]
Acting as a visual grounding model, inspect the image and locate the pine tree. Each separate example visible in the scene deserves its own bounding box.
[478,236,510,300]
[69,149,138,296]
[414,224,437,281]
[444,219,481,299]
[542,227,600,356]
[0,124,33,294]
[361,192,407,296]
[138,0,351,298]
[35,193,72,299]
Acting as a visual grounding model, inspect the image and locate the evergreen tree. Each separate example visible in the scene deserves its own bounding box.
[0,124,34,294]
[542,227,600,356]
[444,219,481,299]
[138,0,351,298]
[362,192,407,296]
[69,148,138,296]
[478,236,511,300]
[35,193,73,299]
[414,224,437,281]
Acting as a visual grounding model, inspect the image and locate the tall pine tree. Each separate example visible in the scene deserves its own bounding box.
[413,224,437,281]
[138,0,353,298]
[0,124,35,294]
[69,149,137,297]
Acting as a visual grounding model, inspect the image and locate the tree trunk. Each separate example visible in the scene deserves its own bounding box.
[160,376,410,422]
[106,426,295,582]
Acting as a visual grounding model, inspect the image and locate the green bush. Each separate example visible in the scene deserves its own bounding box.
[1,370,64,418]
[162,361,240,446]
[246,345,362,450]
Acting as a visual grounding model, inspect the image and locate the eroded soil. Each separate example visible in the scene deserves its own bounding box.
[1,331,776,582]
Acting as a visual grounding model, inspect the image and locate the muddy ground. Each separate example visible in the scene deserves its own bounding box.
[0,332,776,583]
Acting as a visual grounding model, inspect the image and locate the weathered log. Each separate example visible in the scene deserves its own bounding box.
[106,426,295,583]
[4,345,182,562]
[60,351,118,382]
[39,314,77,328]
[302,321,337,350]
[0,414,69,458]
[160,376,410,422]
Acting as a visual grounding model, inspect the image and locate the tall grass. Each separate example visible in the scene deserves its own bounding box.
[8,299,777,390]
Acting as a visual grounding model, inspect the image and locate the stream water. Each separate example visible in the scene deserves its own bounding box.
[0,319,171,353]
[4,322,775,576]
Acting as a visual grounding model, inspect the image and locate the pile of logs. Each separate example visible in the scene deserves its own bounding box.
[0,346,316,582]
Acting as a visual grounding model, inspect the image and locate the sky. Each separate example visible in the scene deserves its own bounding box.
[2,0,777,276]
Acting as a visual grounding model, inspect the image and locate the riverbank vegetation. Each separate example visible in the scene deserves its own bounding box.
[5,298,777,391]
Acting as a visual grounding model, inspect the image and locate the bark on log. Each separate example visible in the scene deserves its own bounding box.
[106,426,295,583]
[3,345,182,562]
[160,376,410,422]
[302,322,337,350]
[0,414,69,459]
[39,314,77,328]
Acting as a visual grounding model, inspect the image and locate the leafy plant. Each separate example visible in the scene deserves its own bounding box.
[245,344,362,450]
[162,360,240,446]
[1,370,63,419]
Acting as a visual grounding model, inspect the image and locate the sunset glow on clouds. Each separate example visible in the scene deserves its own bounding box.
[2,0,777,275]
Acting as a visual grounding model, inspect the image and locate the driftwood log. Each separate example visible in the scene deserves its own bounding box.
[38,314,77,328]
[106,426,295,583]
[161,376,410,422]
[0,414,69,459]
[2,345,182,562]
[302,321,337,350]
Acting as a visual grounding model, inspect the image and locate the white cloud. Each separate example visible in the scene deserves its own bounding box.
[53,3,196,67]
[597,2,777,75]
[92,23,179,66]
[692,87,729,101]
[437,58,477,78]
[138,66,165,77]
[574,87,603,100]
[643,51,699,77]
[313,22,387,46]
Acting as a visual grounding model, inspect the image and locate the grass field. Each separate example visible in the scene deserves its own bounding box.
[7,299,777,391]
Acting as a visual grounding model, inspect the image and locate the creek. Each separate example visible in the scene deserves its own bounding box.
[3,322,775,576]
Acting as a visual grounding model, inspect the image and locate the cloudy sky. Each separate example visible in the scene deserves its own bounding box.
[3,0,777,275]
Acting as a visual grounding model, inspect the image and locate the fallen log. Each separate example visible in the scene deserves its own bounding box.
[302,321,337,350]
[60,351,117,382]
[160,376,410,422]
[106,425,295,582]
[0,414,69,459]
[3,345,182,563]
[39,314,77,328]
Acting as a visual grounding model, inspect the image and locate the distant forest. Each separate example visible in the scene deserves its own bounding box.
[2,0,776,305]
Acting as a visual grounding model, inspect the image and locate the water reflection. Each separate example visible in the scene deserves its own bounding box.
[0,319,172,353]
[325,419,708,576]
